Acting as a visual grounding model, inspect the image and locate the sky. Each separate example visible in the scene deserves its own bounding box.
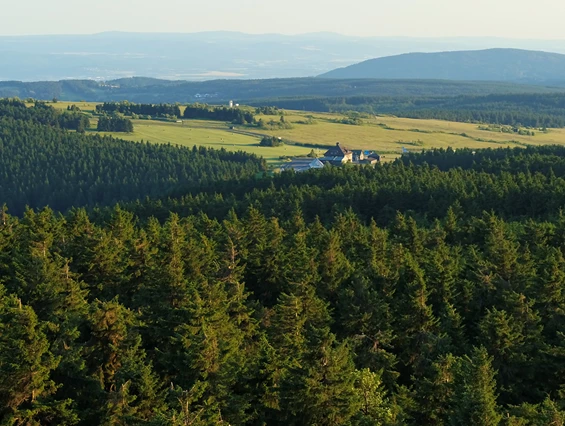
[3,0,565,39]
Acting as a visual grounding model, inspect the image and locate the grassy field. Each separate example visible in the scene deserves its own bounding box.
[48,101,565,165]
[252,112,564,154]
[98,120,314,163]
[51,102,311,163]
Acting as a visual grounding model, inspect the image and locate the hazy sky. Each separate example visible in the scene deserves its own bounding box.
[4,0,565,39]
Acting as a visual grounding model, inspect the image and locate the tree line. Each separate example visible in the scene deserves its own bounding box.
[255,106,283,115]
[96,102,182,118]
[260,135,284,147]
[254,93,565,128]
[122,145,565,227]
[96,101,257,124]
[96,115,134,132]
[183,103,255,124]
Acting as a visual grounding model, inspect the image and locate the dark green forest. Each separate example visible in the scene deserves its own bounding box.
[0,99,90,132]
[96,116,135,133]
[1,78,560,104]
[183,104,255,125]
[2,100,565,425]
[96,102,181,118]
[95,101,256,125]
[256,93,565,128]
[0,102,266,216]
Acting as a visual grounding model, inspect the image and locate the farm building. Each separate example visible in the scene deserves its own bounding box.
[352,150,367,161]
[353,150,381,164]
[280,158,325,173]
[320,143,380,166]
[320,142,353,165]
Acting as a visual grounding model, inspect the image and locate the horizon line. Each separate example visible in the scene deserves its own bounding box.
[2,30,565,41]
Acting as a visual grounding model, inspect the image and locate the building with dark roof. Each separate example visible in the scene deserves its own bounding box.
[280,157,325,173]
[320,142,353,165]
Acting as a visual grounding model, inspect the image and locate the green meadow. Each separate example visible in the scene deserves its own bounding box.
[100,120,314,163]
[51,101,565,164]
[251,112,565,154]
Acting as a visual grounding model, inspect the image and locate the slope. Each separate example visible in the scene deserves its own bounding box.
[320,48,565,84]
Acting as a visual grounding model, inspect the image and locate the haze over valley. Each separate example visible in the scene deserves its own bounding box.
[4,32,565,81]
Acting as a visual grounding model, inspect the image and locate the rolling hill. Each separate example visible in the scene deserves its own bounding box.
[319,48,565,84]
[0,77,561,103]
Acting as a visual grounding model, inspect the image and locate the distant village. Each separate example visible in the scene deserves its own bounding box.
[281,142,381,173]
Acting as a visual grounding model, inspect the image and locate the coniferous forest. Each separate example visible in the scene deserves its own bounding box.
[96,102,182,118]
[2,99,565,425]
[257,93,565,128]
[96,115,135,133]
[0,99,90,132]
[0,100,266,216]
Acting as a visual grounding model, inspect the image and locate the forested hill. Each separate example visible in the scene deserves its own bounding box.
[0,77,561,103]
[0,100,266,215]
[320,48,565,84]
[3,146,565,424]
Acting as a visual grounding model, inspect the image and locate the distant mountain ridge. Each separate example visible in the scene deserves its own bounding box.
[4,33,565,81]
[319,48,565,84]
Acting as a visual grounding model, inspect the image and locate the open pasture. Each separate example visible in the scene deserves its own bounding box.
[252,111,565,154]
[48,102,565,162]
[100,120,313,164]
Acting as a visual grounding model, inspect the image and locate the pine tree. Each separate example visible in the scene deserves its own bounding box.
[336,273,398,391]
[317,229,353,301]
[354,368,393,425]
[535,247,565,342]
[413,353,458,424]
[0,204,15,285]
[395,252,440,373]
[265,279,333,424]
[0,290,62,422]
[296,330,361,426]
[478,295,544,404]
[505,397,565,425]
[134,213,191,366]
[8,208,91,418]
[449,346,502,426]
[423,241,466,350]
[86,298,163,424]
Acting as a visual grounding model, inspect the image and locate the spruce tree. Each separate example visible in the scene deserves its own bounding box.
[354,368,393,425]
[0,290,64,422]
[449,346,502,426]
